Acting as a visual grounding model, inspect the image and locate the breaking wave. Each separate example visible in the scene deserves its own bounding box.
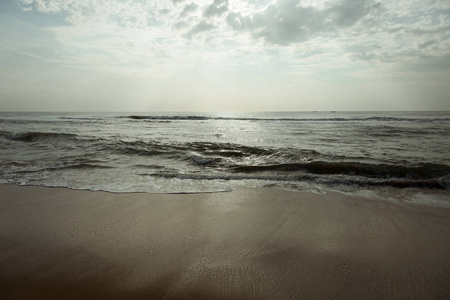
[144,172,449,189]
[231,161,450,180]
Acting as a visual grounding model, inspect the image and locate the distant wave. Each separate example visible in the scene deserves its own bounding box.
[12,163,113,174]
[59,117,105,121]
[1,131,79,142]
[120,115,450,122]
[113,140,291,159]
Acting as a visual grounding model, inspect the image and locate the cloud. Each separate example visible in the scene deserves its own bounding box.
[30,0,63,13]
[174,20,188,30]
[407,25,450,36]
[172,0,185,6]
[329,0,382,27]
[14,0,450,75]
[226,0,382,45]
[203,0,229,18]
[17,0,162,28]
[184,21,215,39]
[180,3,199,18]
[418,39,438,49]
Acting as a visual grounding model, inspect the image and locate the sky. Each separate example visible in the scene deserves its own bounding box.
[0,0,449,111]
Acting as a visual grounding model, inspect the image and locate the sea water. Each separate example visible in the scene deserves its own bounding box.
[0,111,449,203]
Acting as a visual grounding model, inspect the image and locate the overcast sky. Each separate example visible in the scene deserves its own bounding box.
[1,0,449,111]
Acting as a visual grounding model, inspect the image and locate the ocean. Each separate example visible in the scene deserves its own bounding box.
[0,111,449,203]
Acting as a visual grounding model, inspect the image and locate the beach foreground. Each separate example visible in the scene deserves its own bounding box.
[0,184,449,299]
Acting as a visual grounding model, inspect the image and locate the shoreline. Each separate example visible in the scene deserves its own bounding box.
[1,184,450,299]
[2,181,449,208]
[0,182,234,195]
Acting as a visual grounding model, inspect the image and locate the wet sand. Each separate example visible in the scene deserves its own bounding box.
[0,184,449,299]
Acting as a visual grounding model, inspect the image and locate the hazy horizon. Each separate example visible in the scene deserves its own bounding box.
[0,109,449,113]
[1,0,449,112]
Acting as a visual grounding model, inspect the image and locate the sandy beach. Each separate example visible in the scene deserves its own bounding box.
[0,184,449,299]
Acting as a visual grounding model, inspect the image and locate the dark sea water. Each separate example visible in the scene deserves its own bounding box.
[0,111,449,204]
